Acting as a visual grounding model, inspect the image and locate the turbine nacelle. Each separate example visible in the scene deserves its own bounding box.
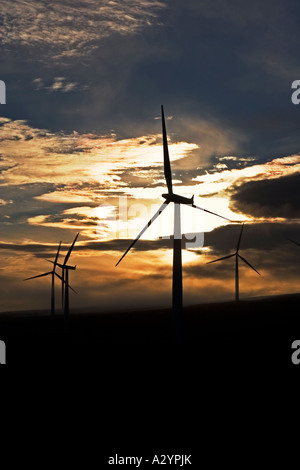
[47,260,76,270]
[60,263,76,271]
[162,193,194,205]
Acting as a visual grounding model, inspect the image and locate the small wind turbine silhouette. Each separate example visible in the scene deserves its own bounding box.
[48,233,79,328]
[116,106,230,342]
[24,241,63,317]
[207,224,261,301]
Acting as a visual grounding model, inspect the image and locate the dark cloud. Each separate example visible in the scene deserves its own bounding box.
[186,222,300,256]
[185,245,300,282]
[185,221,300,296]
[0,238,173,257]
[0,183,82,224]
[0,232,207,258]
[0,242,58,254]
[0,182,57,202]
[229,173,300,218]
[3,222,300,259]
[1,0,300,164]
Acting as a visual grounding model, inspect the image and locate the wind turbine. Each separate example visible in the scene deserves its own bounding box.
[24,241,63,317]
[115,106,230,343]
[207,224,261,301]
[48,233,79,330]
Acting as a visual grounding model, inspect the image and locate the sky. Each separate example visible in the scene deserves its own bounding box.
[0,0,300,313]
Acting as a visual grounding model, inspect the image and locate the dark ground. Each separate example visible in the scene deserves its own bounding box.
[0,293,299,368]
[1,295,297,466]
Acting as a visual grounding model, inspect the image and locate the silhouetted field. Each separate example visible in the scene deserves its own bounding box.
[1,294,299,366]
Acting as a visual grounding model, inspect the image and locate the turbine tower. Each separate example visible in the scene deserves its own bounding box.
[207,224,261,301]
[24,241,62,317]
[116,106,230,343]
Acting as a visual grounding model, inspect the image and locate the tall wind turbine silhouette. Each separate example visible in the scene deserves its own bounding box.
[24,241,63,317]
[116,106,230,342]
[207,224,261,301]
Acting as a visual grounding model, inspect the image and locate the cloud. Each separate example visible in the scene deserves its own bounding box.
[154,115,173,120]
[0,117,200,238]
[32,77,88,93]
[183,221,300,302]
[166,115,246,169]
[0,118,196,188]
[188,0,285,26]
[0,238,173,256]
[0,182,69,225]
[0,0,166,62]
[1,117,300,242]
[200,222,300,254]
[193,155,300,200]
[230,172,300,219]
[184,0,296,77]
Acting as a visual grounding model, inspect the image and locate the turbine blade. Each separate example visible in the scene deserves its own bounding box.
[192,204,231,222]
[116,202,169,267]
[54,272,62,281]
[64,232,79,264]
[206,253,235,265]
[54,272,78,294]
[69,285,78,295]
[46,259,65,269]
[23,272,52,281]
[238,254,261,275]
[54,241,62,266]
[289,239,300,247]
[236,224,245,252]
[161,105,173,194]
